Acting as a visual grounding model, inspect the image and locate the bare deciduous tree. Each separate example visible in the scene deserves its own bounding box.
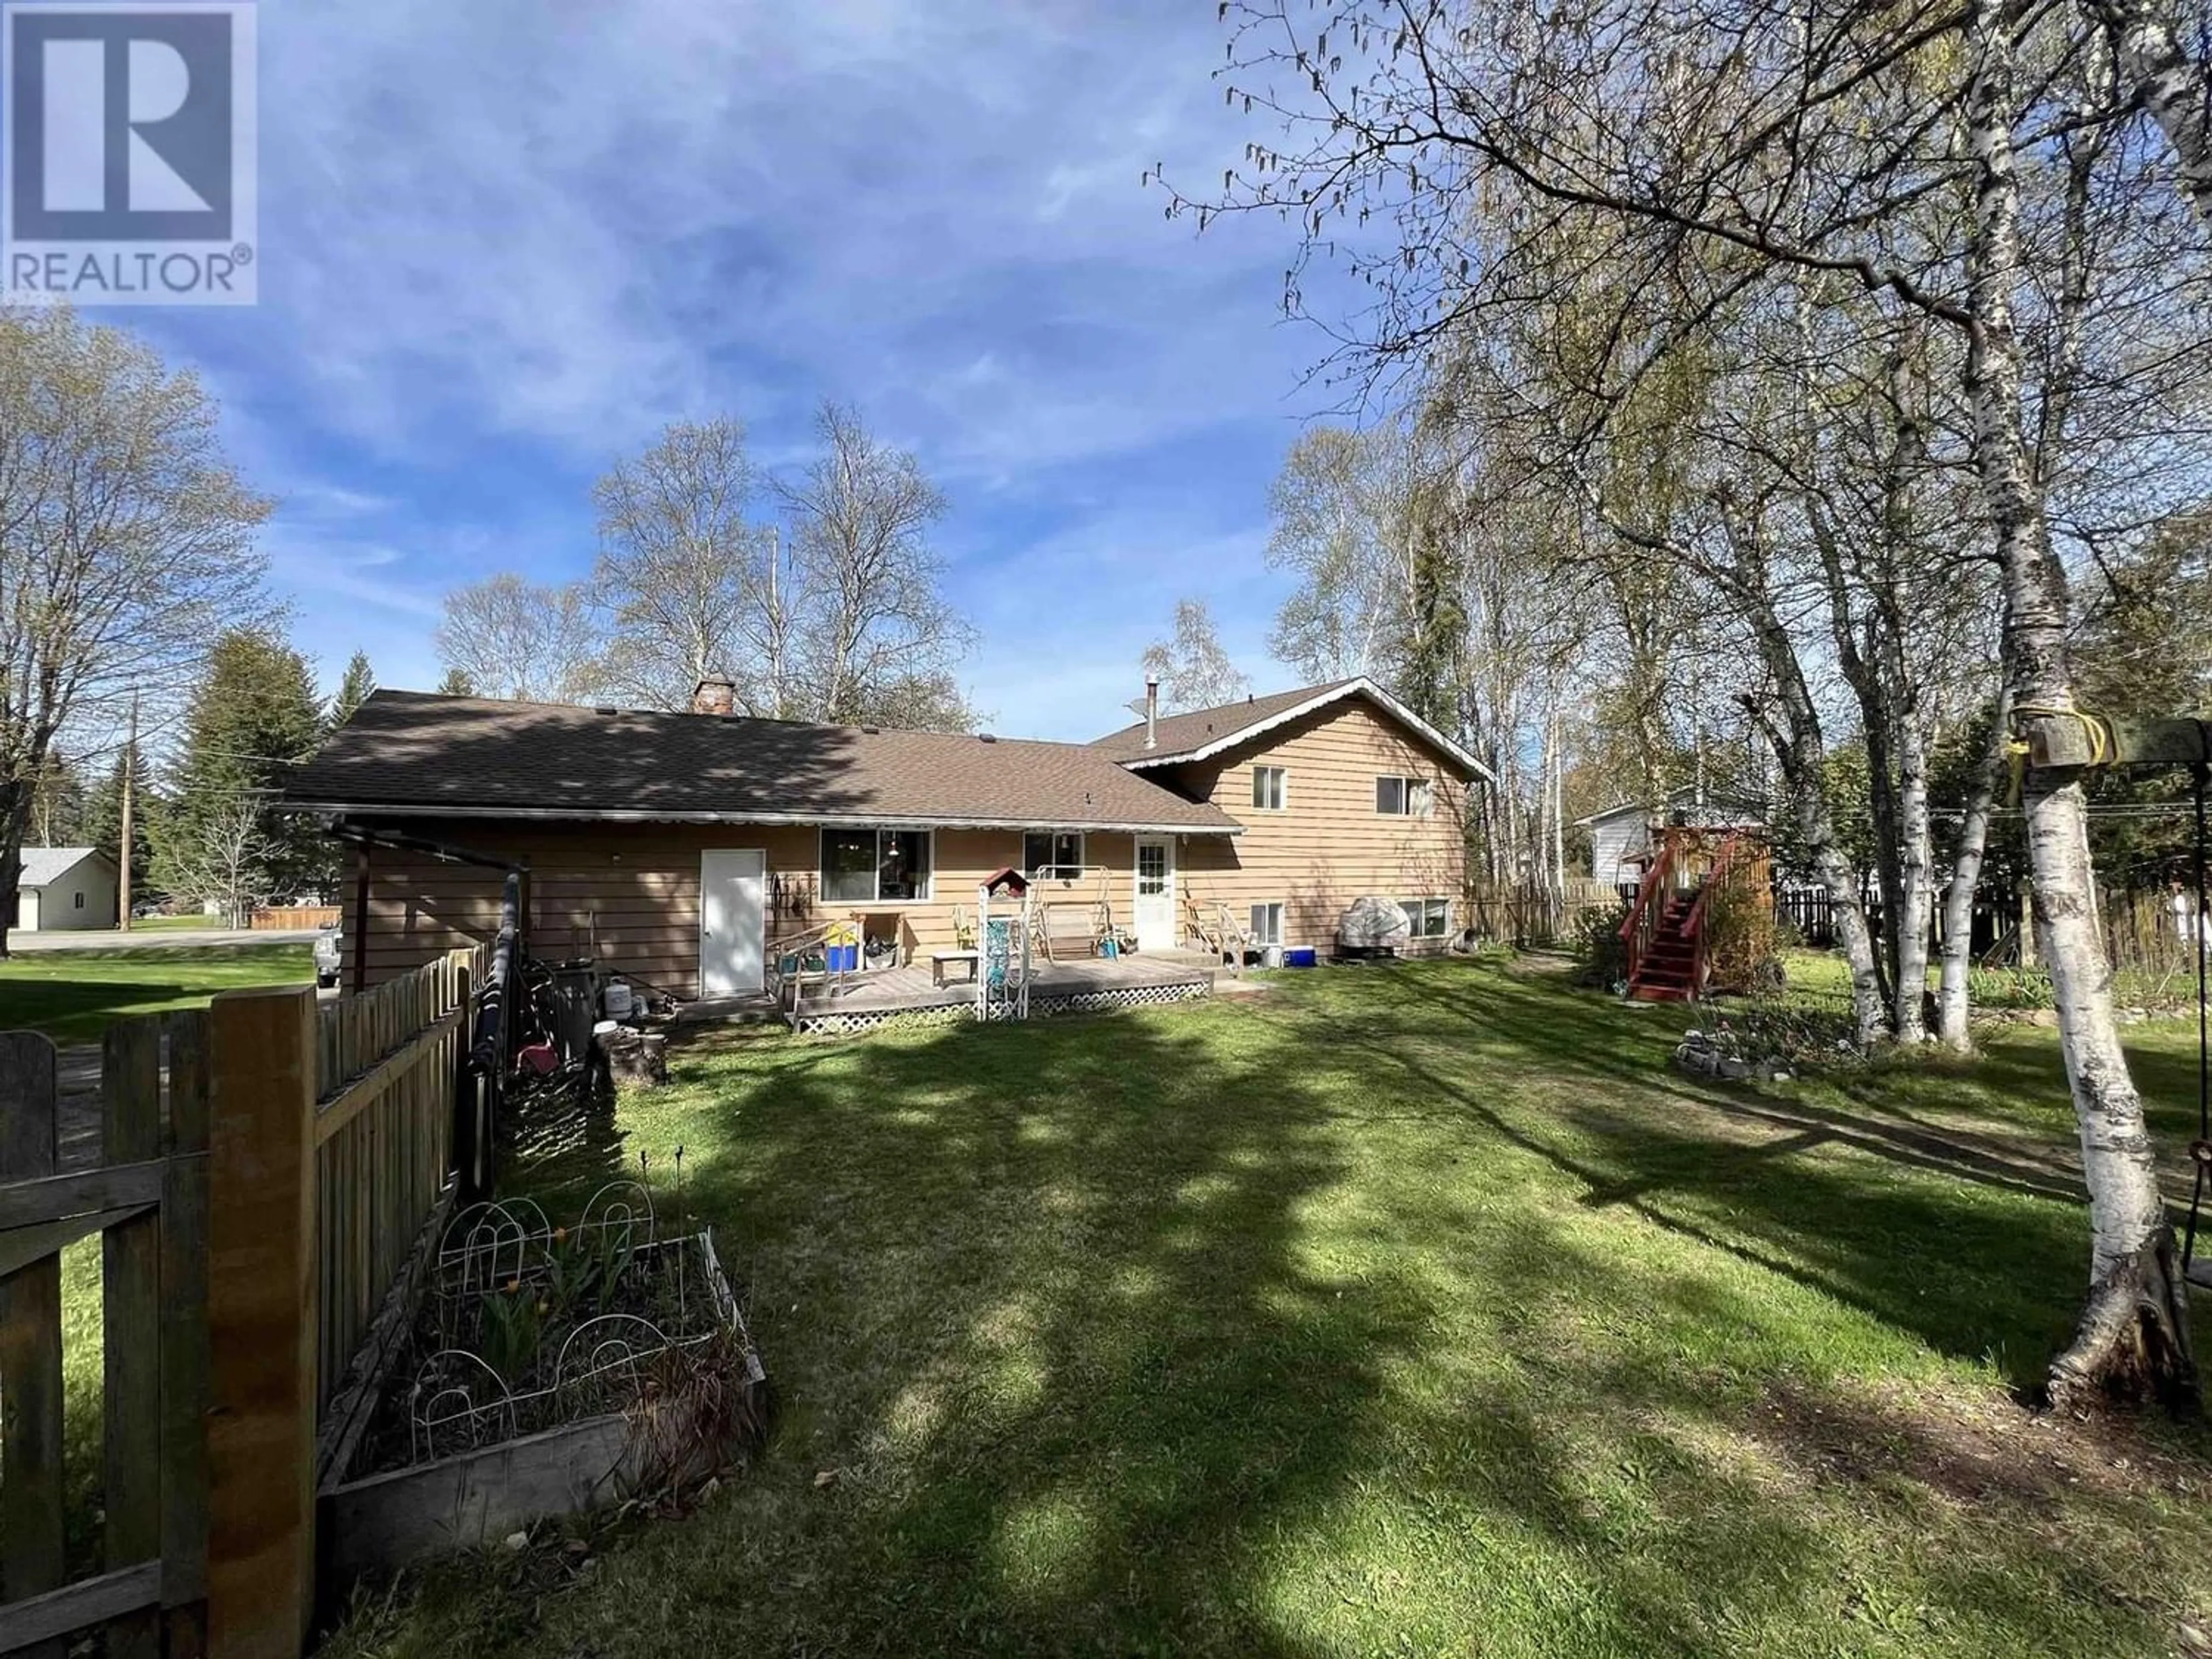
[592,416,779,712]
[1141,599,1251,712]
[161,789,272,930]
[0,306,271,957]
[779,402,977,729]
[433,573,603,704]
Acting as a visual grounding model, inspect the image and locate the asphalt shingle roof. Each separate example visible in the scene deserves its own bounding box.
[16,847,101,887]
[1089,680,1364,764]
[288,691,1240,834]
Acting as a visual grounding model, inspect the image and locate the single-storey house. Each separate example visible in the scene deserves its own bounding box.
[11,846,119,931]
[286,675,1487,995]
[1578,789,1767,888]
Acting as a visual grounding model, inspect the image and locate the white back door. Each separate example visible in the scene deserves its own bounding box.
[699,849,766,995]
[1134,838,1176,951]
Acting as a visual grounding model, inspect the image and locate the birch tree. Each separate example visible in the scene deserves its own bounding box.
[1141,599,1251,711]
[433,574,604,704]
[778,401,978,730]
[592,417,783,713]
[1165,0,2212,1404]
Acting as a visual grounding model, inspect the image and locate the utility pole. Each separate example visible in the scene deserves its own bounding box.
[118,692,137,931]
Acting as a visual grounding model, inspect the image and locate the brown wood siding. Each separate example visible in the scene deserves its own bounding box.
[1162,700,1469,952]
[342,696,1469,987]
[350,820,1162,992]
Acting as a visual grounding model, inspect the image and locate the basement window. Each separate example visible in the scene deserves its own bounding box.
[1249,902,1284,946]
[1399,897,1450,939]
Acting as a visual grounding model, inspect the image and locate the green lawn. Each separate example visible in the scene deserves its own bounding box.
[0,943,312,1043]
[326,959,2212,1658]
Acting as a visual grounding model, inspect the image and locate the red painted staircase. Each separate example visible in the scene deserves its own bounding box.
[1627,891,1700,1002]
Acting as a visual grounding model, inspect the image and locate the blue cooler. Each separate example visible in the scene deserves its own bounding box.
[1283,947,1318,968]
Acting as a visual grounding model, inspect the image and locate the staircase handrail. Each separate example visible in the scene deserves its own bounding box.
[1618,838,1677,983]
[1682,832,1748,996]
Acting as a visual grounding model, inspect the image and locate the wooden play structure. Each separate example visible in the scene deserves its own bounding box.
[1618,826,1772,1002]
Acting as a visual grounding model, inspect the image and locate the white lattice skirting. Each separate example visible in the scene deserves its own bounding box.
[792,979,1210,1038]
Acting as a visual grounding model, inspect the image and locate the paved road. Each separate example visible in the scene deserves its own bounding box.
[6,927,325,951]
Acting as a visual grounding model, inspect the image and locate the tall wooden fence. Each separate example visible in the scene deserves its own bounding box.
[1465,876,1618,946]
[0,945,484,1658]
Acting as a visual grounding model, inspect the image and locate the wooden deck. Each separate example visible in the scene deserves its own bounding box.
[784,948,1222,1033]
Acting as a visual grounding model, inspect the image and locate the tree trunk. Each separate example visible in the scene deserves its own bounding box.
[2093,0,2212,227]
[1891,702,1934,1043]
[1936,692,2010,1051]
[1967,14,2195,1409]
[0,778,27,959]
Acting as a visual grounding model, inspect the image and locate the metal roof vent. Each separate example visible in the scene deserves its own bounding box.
[594,706,619,715]
[978,733,998,743]
[861,725,881,734]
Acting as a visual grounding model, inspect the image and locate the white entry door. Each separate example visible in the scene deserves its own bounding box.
[1134,838,1176,951]
[699,849,766,995]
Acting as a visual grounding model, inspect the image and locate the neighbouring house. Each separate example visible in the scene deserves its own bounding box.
[286,675,1487,995]
[10,846,119,932]
[1578,789,1767,888]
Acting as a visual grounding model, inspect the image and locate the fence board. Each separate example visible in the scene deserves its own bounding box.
[0,1032,65,1659]
[162,1012,212,1627]
[102,1020,164,1659]
[206,986,319,1659]
[0,1560,162,1656]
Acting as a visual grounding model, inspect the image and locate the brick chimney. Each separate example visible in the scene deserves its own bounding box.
[691,676,736,716]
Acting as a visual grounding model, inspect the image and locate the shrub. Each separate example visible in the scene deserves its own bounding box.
[1573,899,1631,989]
[1700,873,1781,994]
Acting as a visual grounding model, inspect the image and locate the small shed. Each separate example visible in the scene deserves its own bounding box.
[12,846,119,931]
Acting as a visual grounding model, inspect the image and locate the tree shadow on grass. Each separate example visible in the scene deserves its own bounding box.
[332,966,2212,1658]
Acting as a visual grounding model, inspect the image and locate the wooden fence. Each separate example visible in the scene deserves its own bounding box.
[310,949,482,1474]
[249,907,340,932]
[0,1016,210,1659]
[1775,878,2199,981]
[1465,876,1619,946]
[0,945,484,1657]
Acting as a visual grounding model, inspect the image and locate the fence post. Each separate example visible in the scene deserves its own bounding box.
[205,986,319,1659]
[0,1032,64,1659]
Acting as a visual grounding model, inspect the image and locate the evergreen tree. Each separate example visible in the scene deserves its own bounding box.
[437,667,476,696]
[82,748,158,906]
[329,650,377,728]
[156,629,331,906]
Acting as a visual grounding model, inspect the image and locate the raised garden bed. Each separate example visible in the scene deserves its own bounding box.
[319,1183,766,1582]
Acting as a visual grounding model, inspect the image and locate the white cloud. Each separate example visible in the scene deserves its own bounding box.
[132,2,1340,720]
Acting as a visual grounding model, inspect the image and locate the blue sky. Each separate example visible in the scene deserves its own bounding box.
[124,0,1347,741]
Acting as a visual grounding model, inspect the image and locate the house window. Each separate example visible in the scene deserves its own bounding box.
[1249,902,1284,946]
[1022,830,1085,881]
[1137,842,1168,897]
[1400,897,1450,938]
[72,891,84,910]
[1251,765,1287,811]
[820,828,933,903]
[1376,775,1433,817]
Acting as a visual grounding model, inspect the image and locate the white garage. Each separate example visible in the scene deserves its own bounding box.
[12,846,119,932]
